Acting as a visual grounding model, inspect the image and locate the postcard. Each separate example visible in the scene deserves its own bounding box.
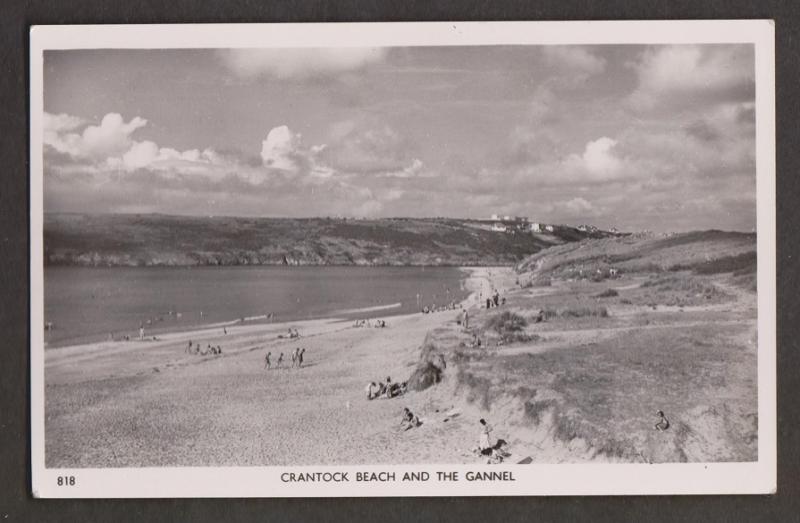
[30,20,776,497]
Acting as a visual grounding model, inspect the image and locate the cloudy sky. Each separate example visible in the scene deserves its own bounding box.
[43,44,756,232]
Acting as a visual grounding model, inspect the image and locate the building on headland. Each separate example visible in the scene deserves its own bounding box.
[545,224,554,232]
[490,214,500,221]
[491,222,508,232]
[530,222,542,233]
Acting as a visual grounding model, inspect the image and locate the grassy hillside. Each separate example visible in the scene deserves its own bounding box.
[409,230,758,463]
[43,213,615,267]
[516,230,756,279]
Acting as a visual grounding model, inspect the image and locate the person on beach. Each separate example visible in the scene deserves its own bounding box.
[384,377,394,398]
[400,407,421,431]
[264,351,272,370]
[654,410,670,431]
[463,310,469,329]
[224,327,227,335]
[479,419,494,454]
[298,348,305,367]
[276,352,284,369]
[139,325,145,340]
[186,340,193,354]
[486,298,492,309]
[493,291,500,307]
[291,348,298,368]
[365,382,378,400]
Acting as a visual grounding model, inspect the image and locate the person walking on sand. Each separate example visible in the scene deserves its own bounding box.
[276,352,284,369]
[264,351,272,370]
[298,348,305,368]
[479,419,494,454]
[186,340,193,354]
[139,324,145,341]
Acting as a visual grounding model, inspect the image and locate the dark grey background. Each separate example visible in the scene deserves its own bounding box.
[1,1,798,521]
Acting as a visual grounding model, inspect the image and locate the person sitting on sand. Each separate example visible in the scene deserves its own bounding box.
[400,407,420,430]
[365,381,378,400]
[264,352,272,370]
[276,352,284,369]
[389,381,402,397]
[217,345,223,355]
[478,419,494,454]
[400,407,421,431]
[654,410,670,431]
[384,377,394,398]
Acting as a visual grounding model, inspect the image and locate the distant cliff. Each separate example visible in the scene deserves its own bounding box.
[43,213,615,267]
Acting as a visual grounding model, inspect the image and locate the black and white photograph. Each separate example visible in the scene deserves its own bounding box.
[29,21,776,497]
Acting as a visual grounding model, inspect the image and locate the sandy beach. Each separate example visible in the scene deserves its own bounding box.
[45,267,515,467]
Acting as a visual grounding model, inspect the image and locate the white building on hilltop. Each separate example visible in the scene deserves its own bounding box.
[530,222,542,233]
[491,223,508,232]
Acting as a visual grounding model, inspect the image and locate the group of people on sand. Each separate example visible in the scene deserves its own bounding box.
[277,328,301,339]
[422,301,461,314]
[484,290,504,309]
[365,376,408,400]
[353,318,387,328]
[472,418,510,463]
[264,347,306,370]
[185,340,223,356]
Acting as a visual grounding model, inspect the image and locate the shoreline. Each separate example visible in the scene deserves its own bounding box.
[44,265,492,350]
[44,266,504,358]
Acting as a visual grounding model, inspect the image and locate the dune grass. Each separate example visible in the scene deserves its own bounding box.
[459,322,757,462]
[542,305,609,319]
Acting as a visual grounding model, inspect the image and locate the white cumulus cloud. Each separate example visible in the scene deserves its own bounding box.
[629,45,754,110]
[261,125,303,171]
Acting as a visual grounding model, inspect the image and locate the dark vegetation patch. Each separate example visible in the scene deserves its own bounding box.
[542,306,609,319]
[594,288,619,298]
[669,251,756,275]
[485,311,541,344]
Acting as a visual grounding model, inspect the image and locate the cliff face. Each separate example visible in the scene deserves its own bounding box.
[43,214,611,267]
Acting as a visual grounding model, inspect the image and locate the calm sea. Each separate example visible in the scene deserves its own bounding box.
[43,266,468,348]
